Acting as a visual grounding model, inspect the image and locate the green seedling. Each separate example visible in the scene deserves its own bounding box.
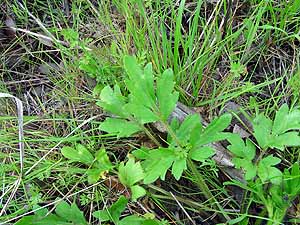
[92,195,168,225]
[61,144,113,184]
[118,157,146,201]
[226,104,300,224]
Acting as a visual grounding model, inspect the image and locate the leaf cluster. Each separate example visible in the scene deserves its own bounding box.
[61,144,113,184]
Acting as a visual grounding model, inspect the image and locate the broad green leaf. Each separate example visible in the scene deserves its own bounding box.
[194,114,232,146]
[131,185,146,201]
[270,132,300,150]
[118,158,145,187]
[119,215,163,225]
[143,148,176,184]
[204,113,232,135]
[156,69,179,121]
[232,158,256,180]
[92,196,128,223]
[253,105,300,150]
[253,114,272,149]
[257,155,282,184]
[125,102,158,124]
[124,56,155,108]
[171,157,187,180]
[55,201,87,225]
[119,215,144,225]
[61,144,94,165]
[100,118,142,137]
[87,168,106,184]
[96,85,127,117]
[15,214,71,225]
[91,210,110,222]
[94,148,113,171]
[227,135,256,161]
[272,104,300,134]
[189,146,215,162]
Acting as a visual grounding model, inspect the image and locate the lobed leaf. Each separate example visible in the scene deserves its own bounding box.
[253,114,273,150]
[55,201,87,225]
[156,69,179,121]
[273,104,300,134]
[92,196,128,223]
[193,113,232,147]
[257,155,282,184]
[61,144,94,165]
[189,146,215,162]
[118,158,145,187]
[143,148,176,184]
[174,114,202,145]
[99,118,142,137]
[97,85,127,117]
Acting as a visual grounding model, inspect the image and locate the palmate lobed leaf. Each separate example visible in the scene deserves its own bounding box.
[137,148,176,184]
[273,104,300,134]
[173,114,202,145]
[253,104,300,150]
[269,132,300,150]
[232,158,257,180]
[227,134,256,161]
[118,158,145,187]
[253,114,273,150]
[16,201,87,225]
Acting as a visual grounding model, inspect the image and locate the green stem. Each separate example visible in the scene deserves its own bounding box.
[142,125,161,147]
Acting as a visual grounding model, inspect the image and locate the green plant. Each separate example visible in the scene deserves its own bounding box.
[97,55,233,220]
[118,157,146,201]
[98,56,300,224]
[98,55,231,184]
[225,104,300,224]
[15,201,88,225]
[61,144,113,184]
[92,195,168,225]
